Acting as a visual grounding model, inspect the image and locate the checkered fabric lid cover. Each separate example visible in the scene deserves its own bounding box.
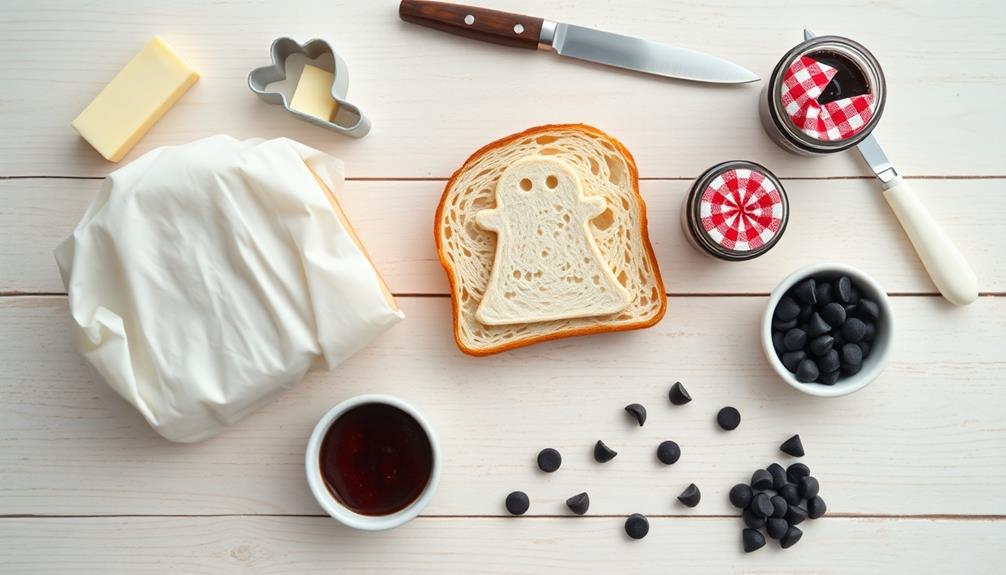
[699,168,785,253]
[781,55,875,142]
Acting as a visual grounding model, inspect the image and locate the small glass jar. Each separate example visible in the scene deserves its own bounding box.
[760,35,886,155]
[681,161,788,261]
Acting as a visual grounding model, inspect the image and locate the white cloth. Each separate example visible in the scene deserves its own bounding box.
[55,135,404,442]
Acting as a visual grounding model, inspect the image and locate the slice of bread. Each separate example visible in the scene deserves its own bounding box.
[435,124,667,355]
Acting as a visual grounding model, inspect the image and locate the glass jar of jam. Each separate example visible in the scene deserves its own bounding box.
[681,161,788,261]
[760,35,886,155]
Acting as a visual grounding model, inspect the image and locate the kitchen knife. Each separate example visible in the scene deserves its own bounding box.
[800,30,978,305]
[399,0,759,84]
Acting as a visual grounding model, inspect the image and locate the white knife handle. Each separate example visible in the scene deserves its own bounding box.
[883,176,979,305]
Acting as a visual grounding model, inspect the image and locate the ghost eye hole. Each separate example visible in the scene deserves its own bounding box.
[519,178,533,191]
[545,175,558,189]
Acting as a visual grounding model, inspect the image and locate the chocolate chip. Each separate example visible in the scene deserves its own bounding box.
[743,507,767,529]
[770,495,789,518]
[781,350,806,373]
[859,298,880,321]
[537,448,561,472]
[783,328,807,351]
[809,334,834,357]
[817,370,841,385]
[842,318,867,343]
[817,349,840,373]
[785,504,808,525]
[767,463,788,489]
[820,302,847,327]
[729,483,754,509]
[677,483,701,507]
[625,513,649,539]
[775,296,801,321]
[780,434,805,457]
[751,492,774,518]
[815,282,834,305]
[773,317,798,331]
[751,468,773,490]
[742,528,767,552]
[844,303,858,317]
[766,517,789,540]
[505,491,529,515]
[779,483,801,506]
[772,331,786,355]
[858,341,871,357]
[593,440,617,463]
[565,492,589,515]
[717,407,741,430]
[840,343,863,369]
[849,285,861,304]
[835,276,853,304]
[668,381,692,405]
[793,278,817,305]
[798,305,813,321]
[787,462,810,483]
[843,362,863,377]
[806,312,832,337]
[780,525,803,549]
[796,359,819,383]
[864,322,877,342]
[799,476,820,500]
[807,496,827,519]
[657,440,681,465]
[624,403,647,426]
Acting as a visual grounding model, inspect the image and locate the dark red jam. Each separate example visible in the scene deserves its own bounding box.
[320,403,433,516]
[812,50,870,105]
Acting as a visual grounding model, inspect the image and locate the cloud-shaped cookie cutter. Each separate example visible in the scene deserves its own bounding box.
[248,37,371,138]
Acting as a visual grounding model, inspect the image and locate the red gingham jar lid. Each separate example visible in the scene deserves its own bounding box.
[684,161,788,261]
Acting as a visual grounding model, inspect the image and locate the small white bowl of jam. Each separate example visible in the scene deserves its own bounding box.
[306,394,441,530]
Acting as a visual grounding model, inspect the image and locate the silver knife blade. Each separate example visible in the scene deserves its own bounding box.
[856,134,899,185]
[546,22,759,84]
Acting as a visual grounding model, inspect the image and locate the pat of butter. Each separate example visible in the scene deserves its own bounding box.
[289,65,339,121]
[71,36,199,162]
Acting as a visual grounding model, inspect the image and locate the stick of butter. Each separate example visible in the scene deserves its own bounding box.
[289,65,339,121]
[71,36,199,162]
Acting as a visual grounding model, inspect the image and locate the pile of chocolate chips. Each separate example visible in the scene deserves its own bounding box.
[772,275,881,384]
[731,434,827,552]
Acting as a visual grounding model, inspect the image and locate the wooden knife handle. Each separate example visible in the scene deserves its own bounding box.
[400,0,544,50]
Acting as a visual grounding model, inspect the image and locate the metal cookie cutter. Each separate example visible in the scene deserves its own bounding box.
[248,37,371,138]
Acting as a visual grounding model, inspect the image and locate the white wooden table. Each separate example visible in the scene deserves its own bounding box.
[2,1,1004,572]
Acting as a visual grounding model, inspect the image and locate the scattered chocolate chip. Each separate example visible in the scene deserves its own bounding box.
[782,350,806,373]
[677,483,701,507]
[796,359,819,383]
[775,297,801,322]
[505,491,529,515]
[785,504,808,525]
[806,312,832,337]
[751,468,773,490]
[779,483,801,506]
[842,318,867,343]
[809,334,834,357]
[669,381,692,405]
[537,448,561,473]
[625,513,649,539]
[783,328,808,351]
[565,492,589,515]
[751,492,774,518]
[743,528,767,553]
[717,407,741,431]
[820,302,847,328]
[730,484,754,509]
[743,507,767,529]
[770,495,789,518]
[817,349,840,373]
[798,476,820,499]
[835,276,853,304]
[817,370,841,385]
[793,278,817,305]
[859,298,880,321]
[780,434,805,457]
[766,517,789,539]
[815,282,834,305]
[807,496,827,519]
[624,403,647,426]
[657,440,681,465]
[840,343,863,369]
[787,463,810,483]
[593,440,617,463]
[780,525,803,549]
[768,463,788,489]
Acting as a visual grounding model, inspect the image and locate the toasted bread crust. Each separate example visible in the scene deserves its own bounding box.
[435,124,667,356]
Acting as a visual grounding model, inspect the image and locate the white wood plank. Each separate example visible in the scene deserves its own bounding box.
[0,516,1002,574]
[1,296,1003,516]
[1,1,1004,178]
[3,178,1003,295]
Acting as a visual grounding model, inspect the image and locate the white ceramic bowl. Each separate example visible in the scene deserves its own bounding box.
[762,263,894,397]
[305,394,441,531]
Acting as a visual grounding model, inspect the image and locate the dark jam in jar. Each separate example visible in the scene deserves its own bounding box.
[812,50,871,105]
[320,403,433,516]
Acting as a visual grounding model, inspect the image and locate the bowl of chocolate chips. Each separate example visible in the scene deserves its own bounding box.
[762,263,893,397]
